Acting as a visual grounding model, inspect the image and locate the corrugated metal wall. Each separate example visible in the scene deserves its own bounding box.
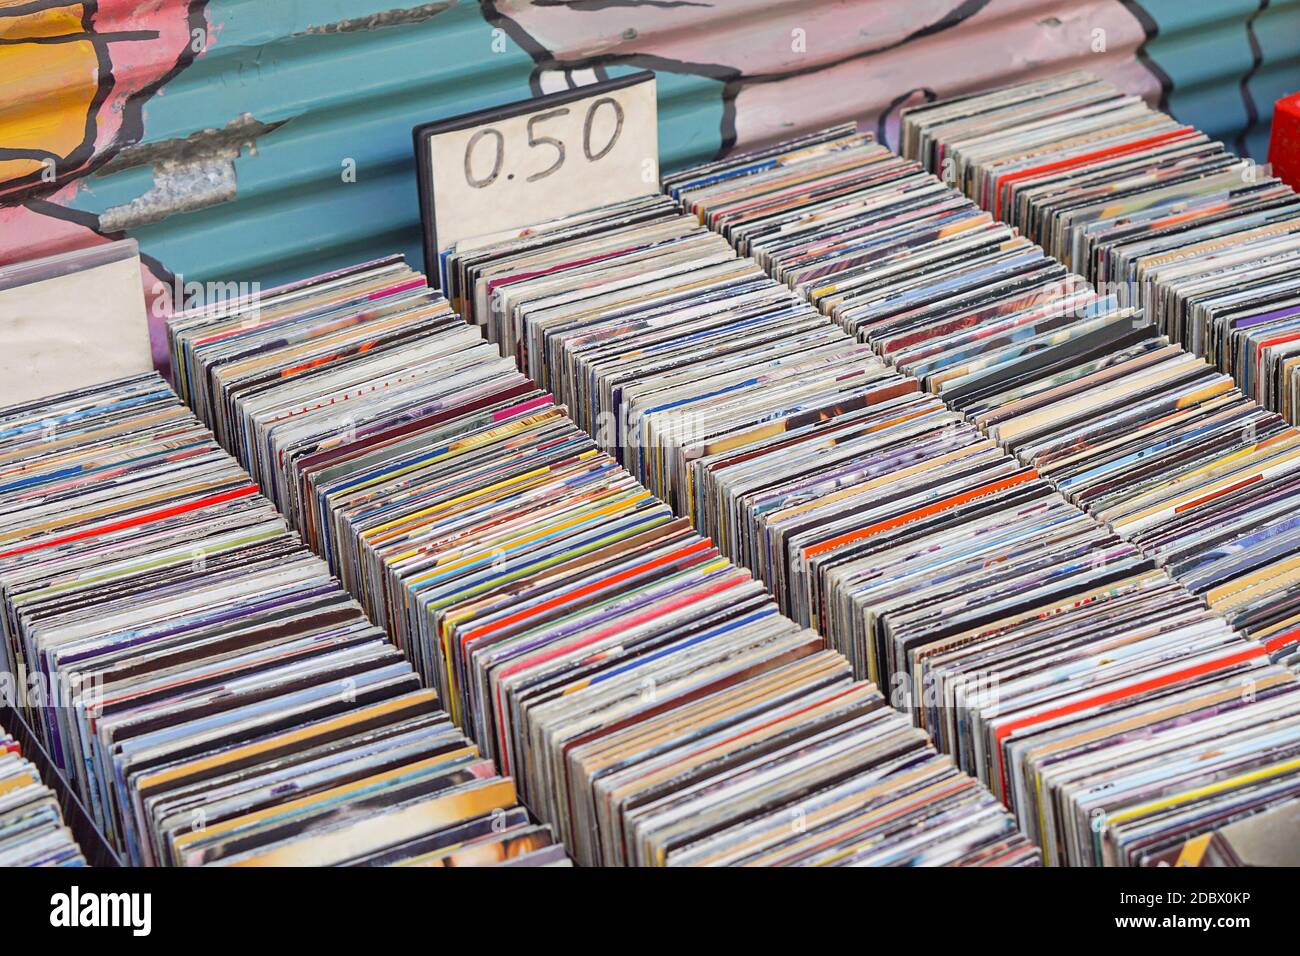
[1136,0,1300,159]
[2,0,1297,363]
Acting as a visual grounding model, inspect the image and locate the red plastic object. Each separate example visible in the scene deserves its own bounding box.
[1270,92,1300,191]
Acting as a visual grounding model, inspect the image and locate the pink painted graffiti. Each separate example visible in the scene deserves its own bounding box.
[490,0,1161,152]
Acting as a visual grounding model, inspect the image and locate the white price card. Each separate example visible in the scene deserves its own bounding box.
[414,72,659,284]
[0,239,152,406]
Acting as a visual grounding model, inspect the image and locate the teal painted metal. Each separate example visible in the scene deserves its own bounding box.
[70,2,560,287]
[65,0,727,289]
[1136,0,1300,160]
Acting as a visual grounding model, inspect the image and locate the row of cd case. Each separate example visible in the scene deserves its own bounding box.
[0,721,86,866]
[0,373,565,867]
[667,121,1300,653]
[900,70,1300,425]
[166,257,1039,867]
[421,125,1300,865]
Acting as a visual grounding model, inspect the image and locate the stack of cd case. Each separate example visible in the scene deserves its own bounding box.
[662,126,1300,864]
[0,373,564,867]
[168,257,1042,867]
[666,124,1300,659]
[422,135,1300,864]
[0,721,87,866]
[899,70,1300,425]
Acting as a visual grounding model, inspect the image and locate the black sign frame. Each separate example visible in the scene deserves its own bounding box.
[412,70,657,287]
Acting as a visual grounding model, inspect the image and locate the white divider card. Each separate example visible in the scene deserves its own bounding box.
[0,239,152,406]
[414,72,659,284]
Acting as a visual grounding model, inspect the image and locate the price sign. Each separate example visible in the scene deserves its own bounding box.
[0,239,152,406]
[414,72,658,284]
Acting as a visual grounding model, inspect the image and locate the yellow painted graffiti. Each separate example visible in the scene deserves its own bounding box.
[0,2,100,186]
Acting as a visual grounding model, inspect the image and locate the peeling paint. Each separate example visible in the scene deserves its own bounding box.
[297,2,456,36]
[98,113,285,231]
[100,158,236,231]
[98,113,284,175]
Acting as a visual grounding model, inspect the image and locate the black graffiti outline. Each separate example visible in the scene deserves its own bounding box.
[1119,1,1172,113]
[876,87,938,150]
[1236,0,1271,156]
[20,196,177,284]
[480,0,992,158]
[0,0,210,209]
